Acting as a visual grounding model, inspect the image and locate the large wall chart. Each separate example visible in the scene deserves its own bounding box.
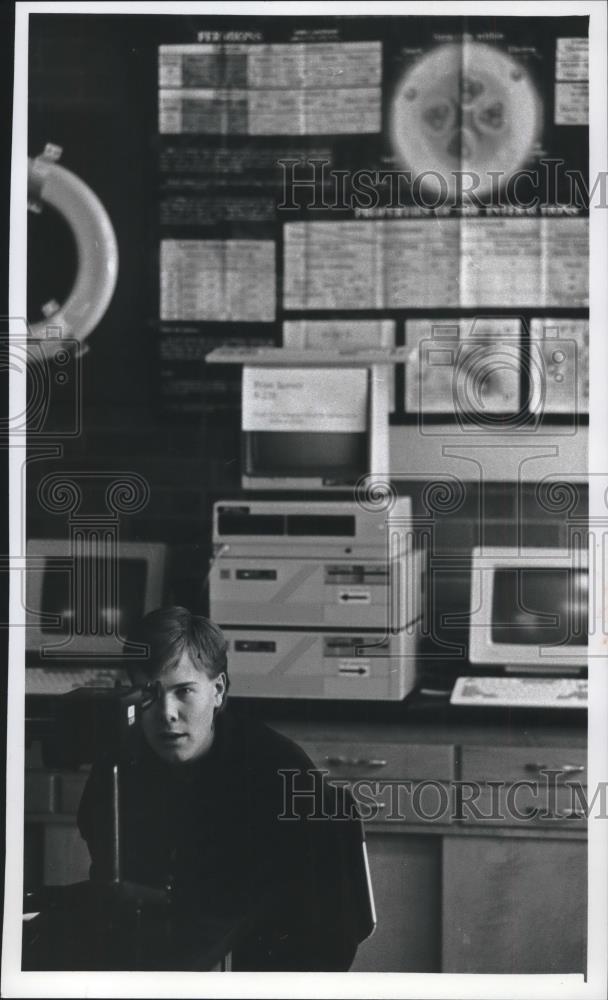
[154,15,589,421]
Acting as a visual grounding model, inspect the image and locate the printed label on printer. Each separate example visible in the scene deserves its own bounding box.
[337,589,372,605]
[338,658,371,677]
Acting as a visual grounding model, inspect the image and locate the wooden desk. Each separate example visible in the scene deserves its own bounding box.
[263,704,587,974]
[25,696,587,973]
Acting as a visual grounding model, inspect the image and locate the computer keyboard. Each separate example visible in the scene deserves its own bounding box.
[450,675,588,709]
[25,667,129,696]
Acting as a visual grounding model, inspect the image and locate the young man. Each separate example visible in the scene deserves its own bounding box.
[77,606,371,971]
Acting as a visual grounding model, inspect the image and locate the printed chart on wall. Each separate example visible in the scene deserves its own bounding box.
[154,15,589,423]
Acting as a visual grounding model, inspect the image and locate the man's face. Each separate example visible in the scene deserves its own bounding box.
[134,651,226,764]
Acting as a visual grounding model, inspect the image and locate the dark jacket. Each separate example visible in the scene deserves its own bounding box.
[77,708,368,970]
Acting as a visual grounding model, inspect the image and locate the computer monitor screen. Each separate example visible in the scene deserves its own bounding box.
[243,430,368,482]
[469,547,588,671]
[26,540,167,659]
[491,568,587,646]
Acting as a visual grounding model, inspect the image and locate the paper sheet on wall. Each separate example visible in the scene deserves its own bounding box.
[529,318,589,414]
[160,239,275,321]
[283,222,385,309]
[554,81,588,125]
[158,42,381,135]
[404,318,521,414]
[555,37,589,80]
[242,366,368,432]
[159,42,381,89]
[542,217,589,306]
[159,88,381,135]
[284,218,588,310]
[282,319,395,411]
[282,319,395,350]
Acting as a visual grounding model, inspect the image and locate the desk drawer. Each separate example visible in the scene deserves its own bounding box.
[456,783,587,830]
[368,780,453,826]
[298,740,455,782]
[460,746,587,785]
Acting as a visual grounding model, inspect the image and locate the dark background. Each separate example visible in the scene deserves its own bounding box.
[25,12,589,685]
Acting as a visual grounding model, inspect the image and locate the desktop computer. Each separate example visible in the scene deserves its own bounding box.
[209,499,422,701]
[451,546,588,709]
[25,539,168,695]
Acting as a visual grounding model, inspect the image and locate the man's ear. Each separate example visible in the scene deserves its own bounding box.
[213,672,227,707]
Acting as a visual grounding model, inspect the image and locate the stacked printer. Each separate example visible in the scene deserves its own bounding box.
[209,499,421,701]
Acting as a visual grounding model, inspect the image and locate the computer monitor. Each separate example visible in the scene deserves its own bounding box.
[468,546,588,672]
[205,347,401,491]
[25,539,168,659]
[241,364,389,491]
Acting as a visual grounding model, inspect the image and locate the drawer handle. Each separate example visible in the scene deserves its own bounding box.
[521,805,586,820]
[552,808,586,820]
[524,762,585,774]
[324,755,388,768]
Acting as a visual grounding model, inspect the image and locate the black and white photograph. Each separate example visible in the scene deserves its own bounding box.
[2,1,608,996]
